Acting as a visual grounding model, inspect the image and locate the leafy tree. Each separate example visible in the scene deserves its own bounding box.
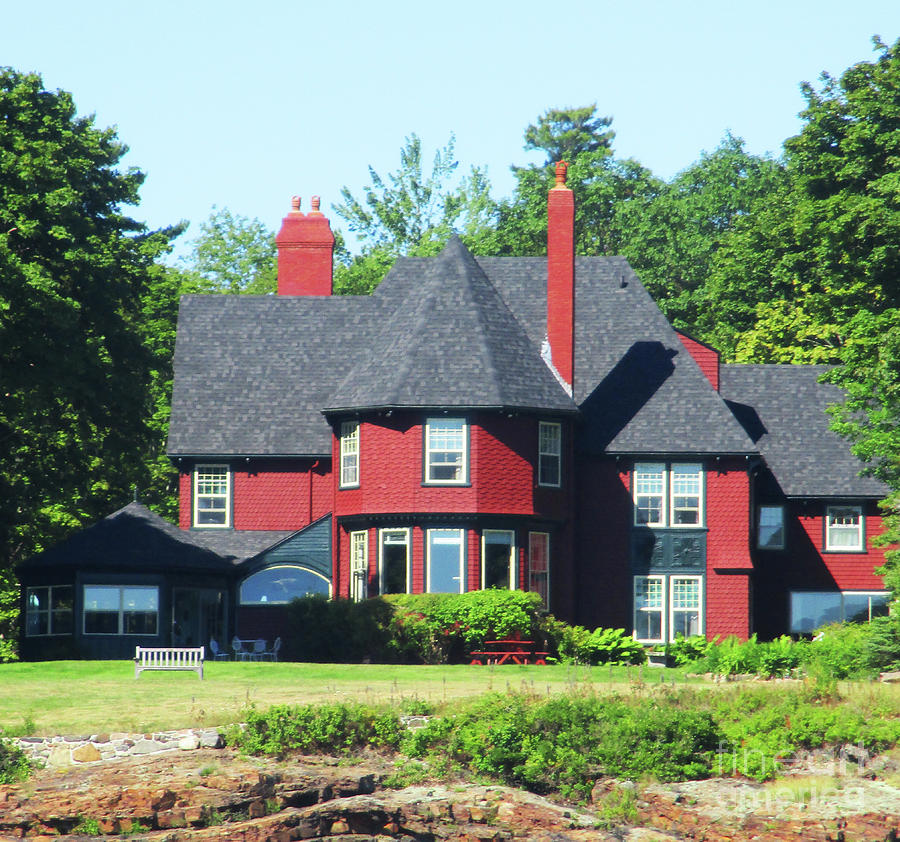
[179,206,276,294]
[0,68,180,658]
[333,134,496,293]
[702,37,900,362]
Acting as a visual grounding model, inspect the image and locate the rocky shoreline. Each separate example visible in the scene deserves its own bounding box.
[2,744,899,840]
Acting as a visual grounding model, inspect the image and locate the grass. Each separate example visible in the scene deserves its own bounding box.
[0,660,691,736]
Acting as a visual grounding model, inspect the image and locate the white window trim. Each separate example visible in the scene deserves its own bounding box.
[669,575,704,641]
[757,505,786,550]
[633,574,666,644]
[424,417,468,485]
[378,528,411,595]
[633,463,703,528]
[528,531,551,610]
[193,464,231,528]
[340,421,360,489]
[538,421,562,488]
[825,505,864,552]
[482,529,515,590]
[426,528,465,594]
[350,530,368,602]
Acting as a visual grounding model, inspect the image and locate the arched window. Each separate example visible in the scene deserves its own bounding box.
[239,565,330,605]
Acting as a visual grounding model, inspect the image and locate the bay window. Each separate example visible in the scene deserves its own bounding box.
[482,530,515,590]
[425,418,468,484]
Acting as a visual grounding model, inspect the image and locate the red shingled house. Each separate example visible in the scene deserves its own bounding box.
[17,167,890,660]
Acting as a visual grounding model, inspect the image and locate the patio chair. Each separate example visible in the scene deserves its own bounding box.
[262,636,282,662]
[232,636,248,661]
[209,639,229,660]
[250,638,266,661]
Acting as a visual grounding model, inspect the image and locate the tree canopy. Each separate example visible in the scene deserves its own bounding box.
[0,68,180,656]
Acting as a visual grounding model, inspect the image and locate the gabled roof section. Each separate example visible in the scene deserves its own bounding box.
[241,514,332,579]
[480,256,757,456]
[324,237,576,414]
[16,502,230,573]
[720,364,888,498]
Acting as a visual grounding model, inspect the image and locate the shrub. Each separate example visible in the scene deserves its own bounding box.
[864,613,900,672]
[666,634,713,667]
[232,702,403,756]
[284,595,394,662]
[0,733,31,785]
[806,622,874,679]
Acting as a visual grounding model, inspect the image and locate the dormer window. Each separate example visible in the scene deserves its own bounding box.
[424,418,468,484]
[340,421,360,488]
[193,465,230,527]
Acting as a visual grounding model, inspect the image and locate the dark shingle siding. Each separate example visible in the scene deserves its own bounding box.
[720,364,887,498]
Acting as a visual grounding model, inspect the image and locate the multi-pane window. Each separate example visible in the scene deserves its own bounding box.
[194,465,230,527]
[538,422,561,487]
[427,529,465,593]
[350,530,368,602]
[379,529,410,595]
[482,530,515,590]
[25,586,73,636]
[633,575,703,643]
[633,463,703,527]
[340,422,360,488]
[757,505,786,550]
[528,532,550,610]
[825,506,863,551]
[425,418,467,484]
[83,586,158,636]
[790,590,889,634]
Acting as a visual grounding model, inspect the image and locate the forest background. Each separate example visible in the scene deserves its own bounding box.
[2,38,899,659]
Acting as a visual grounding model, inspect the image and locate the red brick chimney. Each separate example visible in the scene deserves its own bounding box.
[546,161,575,393]
[275,195,335,295]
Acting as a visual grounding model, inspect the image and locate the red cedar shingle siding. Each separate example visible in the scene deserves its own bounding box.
[676,331,720,392]
[706,571,751,639]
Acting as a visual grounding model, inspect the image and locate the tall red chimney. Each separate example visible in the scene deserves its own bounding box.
[275,195,335,295]
[546,161,575,393]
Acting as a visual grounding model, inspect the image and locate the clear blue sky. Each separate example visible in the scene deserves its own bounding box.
[3,0,899,259]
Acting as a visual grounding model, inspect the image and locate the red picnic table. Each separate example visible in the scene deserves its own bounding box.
[469,636,549,665]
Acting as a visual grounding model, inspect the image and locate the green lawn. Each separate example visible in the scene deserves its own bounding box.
[0,660,680,736]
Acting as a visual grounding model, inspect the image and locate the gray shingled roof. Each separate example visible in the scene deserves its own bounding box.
[324,237,576,414]
[480,257,757,455]
[17,502,231,573]
[720,364,887,498]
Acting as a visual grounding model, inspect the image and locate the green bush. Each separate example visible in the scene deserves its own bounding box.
[557,625,646,665]
[806,623,874,679]
[864,613,900,672]
[284,595,394,662]
[666,634,713,667]
[231,702,403,756]
[0,733,31,784]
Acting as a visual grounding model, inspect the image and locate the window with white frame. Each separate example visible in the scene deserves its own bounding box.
[83,586,158,636]
[350,530,368,602]
[528,532,550,610]
[633,463,703,527]
[427,528,465,593]
[825,506,864,551]
[340,422,360,488]
[379,529,410,595]
[790,590,889,634]
[483,530,515,590]
[193,465,230,527]
[633,574,704,643]
[757,505,785,550]
[25,585,73,636]
[538,422,561,487]
[425,418,467,484]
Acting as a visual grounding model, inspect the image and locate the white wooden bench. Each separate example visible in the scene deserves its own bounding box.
[134,646,204,679]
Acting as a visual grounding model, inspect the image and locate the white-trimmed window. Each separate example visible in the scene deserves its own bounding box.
[427,528,465,593]
[825,506,864,551]
[757,505,785,550]
[239,565,330,604]
[25,585,73,637]
[83,586,158,636]
[528,532,550,610]
[538,422,562,487]
[340,422,360,488]
[350,530,368,602]
[425,418,467,484]
[633,463,703,527]
[633,575,704,643]
[379,528,410,595]
[483,530,515,590]
[790,590,889,634]
[193,465,230,527]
